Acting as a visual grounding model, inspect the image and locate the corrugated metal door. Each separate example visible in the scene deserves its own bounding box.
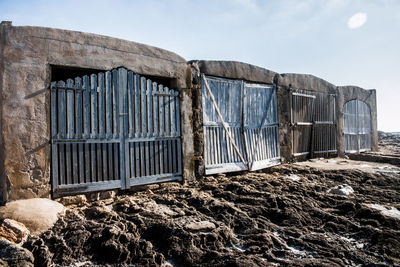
[202,75,280,175]
[343,99,371,153]
[51,68,182,197]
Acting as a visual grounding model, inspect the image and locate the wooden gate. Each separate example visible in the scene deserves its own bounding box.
[343,99,371,153]
[291,89,337,157]
[243,83,280,171]
[51,68,182,197]
[202,75,280,175]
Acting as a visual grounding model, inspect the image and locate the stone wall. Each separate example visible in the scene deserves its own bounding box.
[0,21,194,202]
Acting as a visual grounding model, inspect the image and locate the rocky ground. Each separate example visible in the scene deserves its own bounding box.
[378,131,400,156]
[17,134,400,266]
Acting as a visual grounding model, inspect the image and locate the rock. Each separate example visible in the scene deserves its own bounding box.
[0,198,65,235]
[185,221,216,231]
[0,239,34,266]
[328,184,354,196]
[0,219,30,244]
[281,174,300,181]
[58,195,87,206]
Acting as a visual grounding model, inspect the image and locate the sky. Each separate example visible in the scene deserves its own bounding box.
[1,0,399,132]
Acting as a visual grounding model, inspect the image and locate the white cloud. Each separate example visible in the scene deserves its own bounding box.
[348,12,368,29]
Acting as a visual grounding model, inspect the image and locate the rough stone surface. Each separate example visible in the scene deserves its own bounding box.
[0,239,34,267]
[193,60,277,84]
[276,73,336,93]
[0,219,30,244]
[0,198,65,235]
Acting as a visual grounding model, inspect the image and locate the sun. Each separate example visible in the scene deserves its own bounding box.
[348,12,368,29]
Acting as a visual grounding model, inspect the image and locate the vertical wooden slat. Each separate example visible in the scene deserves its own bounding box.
[84,143,90,183]
[57,81,66,139]
[75,78,83,139]
[90,143,96,183]
[153,82,159,137]
[65,144,72,184]
[90,74,98,139]
[112,69,119,138]
[66,79,74,139]
[78,143,84,184]
[165,87,170,137]
[98,73,105,139]
[83,76,90,139]
[72,143,78,184]
[59,144,65,185]
[128,72,134,138]
[135,75,140,138]
[105,71,112,138]
[108,143,114,180]
[103,143,108,181]
[147,79,153,137]
[97,143,103,182]
[135,142,140,177]
[130,142,135,178]
[118,68,128,188]
[51,82,59,189]
[141,77,147,137]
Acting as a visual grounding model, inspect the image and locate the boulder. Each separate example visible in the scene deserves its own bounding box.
[0,198,65,235]
[0,239,34,266]
[0,219,29,244]
[328,184,354,196]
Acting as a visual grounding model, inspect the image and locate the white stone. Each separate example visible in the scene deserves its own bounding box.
[281,174,301,181]
[365,204,400,220]
[328,184,354,196]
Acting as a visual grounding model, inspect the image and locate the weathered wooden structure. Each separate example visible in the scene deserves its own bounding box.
[0,22,378,203]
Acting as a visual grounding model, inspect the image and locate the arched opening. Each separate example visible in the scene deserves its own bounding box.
[343,100,372,153]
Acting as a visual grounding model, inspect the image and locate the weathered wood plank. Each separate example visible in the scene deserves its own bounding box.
[51,144,59,189]
[105,71,112,138]
[147,79,153,137]
[141,77,147,137]
[65,143,72,184]
[83,76,90,139]
[112,69,119,138]
[57,81,66,139]
[59,144,65,185]
[72,143,78,184]
[98,73,105,139]
[90,74,98,139]
[108,143,114,180]
[75,78,83,139]
[97,143,103,182]
[84,143,90,183]
[51,82,57,139]
[128,72,134,138]
[159,84,165,137]
[78,143,84,184]
[66,79,75,139]
[90,143,96,183]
